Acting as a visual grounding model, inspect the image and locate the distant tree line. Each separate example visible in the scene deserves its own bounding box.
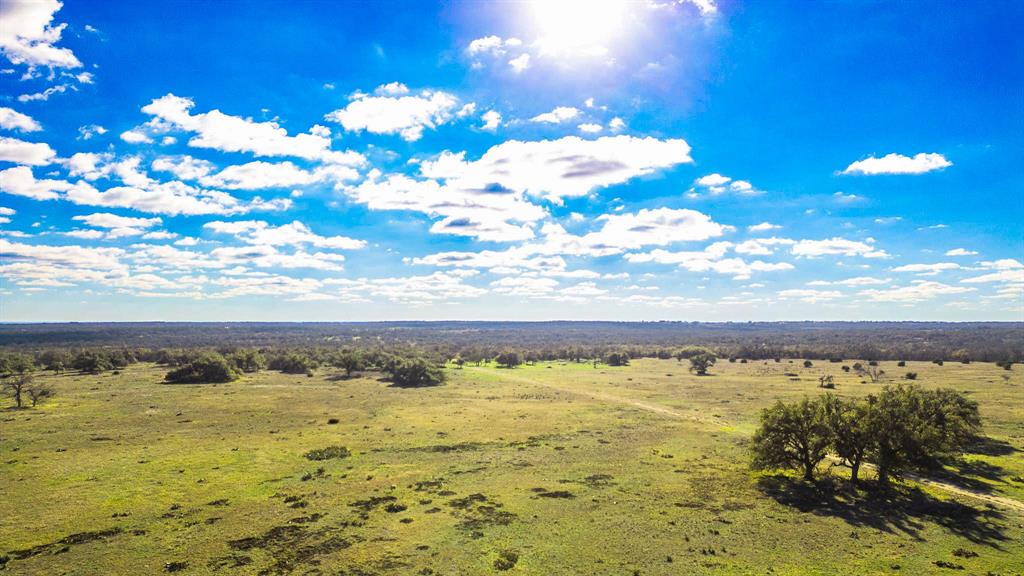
[1,322,1020,363]
[751,385,982,486]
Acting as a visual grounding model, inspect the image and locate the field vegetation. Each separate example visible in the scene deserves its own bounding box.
[1,330,1022,575]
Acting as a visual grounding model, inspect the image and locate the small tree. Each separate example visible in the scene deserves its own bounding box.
[227,349,266,373]
[2,374,33,409]
[803,360,813,368]
[26,380,53,407]
[752,397,832,480]
[332,350,364,378]
[818,374,835,389]
[495,351,522,369]
[688,353,716,376]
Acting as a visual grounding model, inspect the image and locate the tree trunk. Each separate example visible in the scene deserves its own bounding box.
[849,460,860,484]
[13,387,22,408]
[877,465,889,487]
[803,460,815,481]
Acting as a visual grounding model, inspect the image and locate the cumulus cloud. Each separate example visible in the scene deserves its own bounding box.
[842,152,952,175]
[688,173,763,197]
[480,110,501,131]
[151,155,216,180]
[0,136,56,165]
[137,94,363,164]
[77,124,107,140]
[748,222,780,233]
[578,123,603,134]
[0,107,41,132]
[203,220,366,250]
[625,241,793,280]
[0,0,82,71]
[944,248,978,257]
[70,212,163,239]
[0,165,73,199]
[791,237,889,259]
[530,106,580,124]
[325,87,461,141]
[419,135,693,204]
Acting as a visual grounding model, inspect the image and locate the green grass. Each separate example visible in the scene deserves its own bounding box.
[1,359,1022,575]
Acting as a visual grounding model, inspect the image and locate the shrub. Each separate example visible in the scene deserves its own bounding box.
[494,351,522,368]
[268,353,317,375]
[227,349,266,373]
[841,366,851,373]
[165,353,239,384]
[905,372,918,380]
[389,357,446,387]
[803,360,813,368]
[605,352,630,366]
[897,360,906,367]
[304,446,351,460]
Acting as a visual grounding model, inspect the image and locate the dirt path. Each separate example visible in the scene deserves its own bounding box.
[475,367,1024,515]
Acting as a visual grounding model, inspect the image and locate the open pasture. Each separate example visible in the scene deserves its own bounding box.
[2,359,1023,575]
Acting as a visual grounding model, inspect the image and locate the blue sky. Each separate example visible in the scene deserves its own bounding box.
[0,0,1021,321]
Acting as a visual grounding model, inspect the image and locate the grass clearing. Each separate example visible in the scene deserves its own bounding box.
[2,359,1022,574]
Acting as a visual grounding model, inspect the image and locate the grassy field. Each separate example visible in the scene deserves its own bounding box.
[2,359,1023,575]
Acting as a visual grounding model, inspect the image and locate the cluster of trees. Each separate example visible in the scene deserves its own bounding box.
[752,385,981,486]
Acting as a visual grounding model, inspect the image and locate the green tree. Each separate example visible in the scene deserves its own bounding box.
[752,397,832,480]
[332,350,365,378]
[822,395,872,483]
[495,351,522,368]
[688,353,716,376]
[604,351,630,366]
[165,353,240,384]
[388,357,446,387]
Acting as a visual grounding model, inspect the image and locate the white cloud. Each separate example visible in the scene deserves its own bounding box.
[842,152,952,175]
[791,237,889,259]
[778,289,842,303]
[151,155,216,180]
[374,81,409,96]
[120,129,152,144]
[626,242,793,280]
[890,262,960,276]
[944,248,978,257]
[874,216,903,224]
[77,124,107,140]
[199,160,358,190]
[748,222,780,233]
[587,208,728,251]
[64,178,292,217]
[0,165,73,199]
[0,107,41,132]
[73,212,161,230]
[490,276,559,296]
[203,220,366,250]
[325,88,460,142]
[608,117,626,131]
[578,123,603,134]
[467,35,522,56]
[509,53,531,73]
[0,0,82,70]
[530,106,580,124]
[690,173,763,197]
[418,135,693,204]
[429,215,536,243]
[860,281,974,302]
[480,110,501,131]
[139,94,362,164]
[733,237,795,255]
[832,191,864,203]
[0,206,14,216]
[0,136,56,165]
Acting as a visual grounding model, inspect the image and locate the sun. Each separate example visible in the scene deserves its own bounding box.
[529,0,633,57]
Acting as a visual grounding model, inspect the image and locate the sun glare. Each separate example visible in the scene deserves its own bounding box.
[529,0,632,56]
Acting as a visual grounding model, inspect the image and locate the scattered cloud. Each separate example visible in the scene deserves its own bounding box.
[0,0,82,71]
[530,106,580,124]
[791,237,889,259]
[748,222,780,233]
[860,281,974,302]
[325,86,461,142]
[0,136,56,165]
[0,107,42,132]
[944,248,977,257]
[842,152,952,175]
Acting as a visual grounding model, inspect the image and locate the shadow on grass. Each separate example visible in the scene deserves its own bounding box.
[966,436,1019,457]
[757,475,1010,548]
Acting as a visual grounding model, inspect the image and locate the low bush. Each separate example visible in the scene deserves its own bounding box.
[165,353,239,384]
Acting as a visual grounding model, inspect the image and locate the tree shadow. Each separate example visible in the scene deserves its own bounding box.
[756,475,1010,549]
[966,436,1019,457]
